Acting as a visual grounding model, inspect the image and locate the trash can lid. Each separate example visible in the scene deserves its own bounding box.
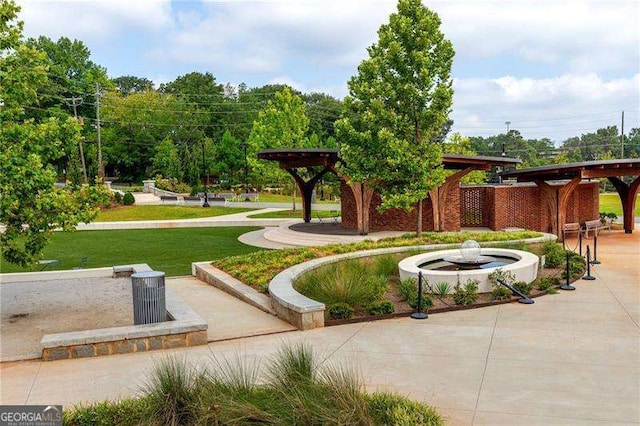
[131,271,165,278]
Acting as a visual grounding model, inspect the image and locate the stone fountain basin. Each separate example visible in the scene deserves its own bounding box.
[398,248,539,294]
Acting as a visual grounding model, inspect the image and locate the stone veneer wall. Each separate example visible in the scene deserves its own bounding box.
[340,181,599,234]
[42,331,207,361]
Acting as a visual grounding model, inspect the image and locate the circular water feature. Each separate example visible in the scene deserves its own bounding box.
[398,247,539,293]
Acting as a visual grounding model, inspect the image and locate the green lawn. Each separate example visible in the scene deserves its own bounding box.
[255,193,339,204]
[0,227,263,276]
[247,209,340,219]
[599,193,640,217]
[96,205,257,222]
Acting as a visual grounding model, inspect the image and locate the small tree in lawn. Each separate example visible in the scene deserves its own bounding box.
[248,87,309,206]
[0,0,110,266]
[336,0,454,236]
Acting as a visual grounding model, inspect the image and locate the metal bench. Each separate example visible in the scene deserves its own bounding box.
[160,195,178,203]
[238,192,259,202]
[583,219,609,239]
[218,192,237,201]
[182,196,201,205]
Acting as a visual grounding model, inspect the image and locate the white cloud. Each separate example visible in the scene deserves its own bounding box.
[451,73,640,142]
[434,1,640,74]
[18,0,173,42]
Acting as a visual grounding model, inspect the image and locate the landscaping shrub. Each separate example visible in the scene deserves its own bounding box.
[397,277,433,309]
[491,286,512,300]
[113,191,123,204]
[155,176,191,194]
[142,356,203,426]
[213,230,543,294]
[367,392,442,425]
[513,280,534,296]
[542,241,566,268]
[432,282,451,298]
[328,303,355,320]
[452,279,479,305]
[599,211,617,224]
[488,268,516,288]
[366,300,395,315]
[65,344,442,425]
[294,260,388,312]
[122,191,135,205]
[537,276,560,293]
[374,254,399,279]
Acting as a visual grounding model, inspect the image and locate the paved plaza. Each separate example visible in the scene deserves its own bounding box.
[0,228,638,425]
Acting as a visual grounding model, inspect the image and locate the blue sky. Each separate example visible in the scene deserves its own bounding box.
[18,0,640,144]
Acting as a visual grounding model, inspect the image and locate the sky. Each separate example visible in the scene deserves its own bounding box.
[17,0,640,144]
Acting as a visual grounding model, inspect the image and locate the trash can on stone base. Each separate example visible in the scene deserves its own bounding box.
[131,271,166,325]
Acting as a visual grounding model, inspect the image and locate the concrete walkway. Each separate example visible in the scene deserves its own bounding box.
[1,231,638,425]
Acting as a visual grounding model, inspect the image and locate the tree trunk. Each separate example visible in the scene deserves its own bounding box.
[416,199,423,237]
[292,181,296,212]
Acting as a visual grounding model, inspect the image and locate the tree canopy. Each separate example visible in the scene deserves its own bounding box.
[336,0,454,234]
[0,0,109,266]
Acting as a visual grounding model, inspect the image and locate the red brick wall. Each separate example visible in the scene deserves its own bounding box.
[341,181,599,234]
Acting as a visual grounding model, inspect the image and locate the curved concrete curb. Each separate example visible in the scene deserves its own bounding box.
[268,233,556,330]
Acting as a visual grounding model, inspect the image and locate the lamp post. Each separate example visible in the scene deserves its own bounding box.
[201,142,210,208]
[240,142,248,192]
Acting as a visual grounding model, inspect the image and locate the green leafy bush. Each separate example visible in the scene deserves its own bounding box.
[433,282,451,298]
[397,277,432,309]
[122,192,135,205]
[599,211,617,224]
[452,279,479,305]
[513,280,534,296]
[328,303,355,320]
[366,300,395,315]
[542,241,566,268]
[113,191,123,204]
[367,392,442,425]
[491,286,512,300]
[155,176,191,194]
[488,268,516,288]
[537,276,560,293]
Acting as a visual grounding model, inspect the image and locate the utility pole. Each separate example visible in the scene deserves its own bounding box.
[64,96,88,183]
[95,84,104,178]
[502,121,510,157]
[621,110,625,158]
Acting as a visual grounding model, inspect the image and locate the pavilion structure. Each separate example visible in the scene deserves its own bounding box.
[258,149,520,234]
[501,159,640,235]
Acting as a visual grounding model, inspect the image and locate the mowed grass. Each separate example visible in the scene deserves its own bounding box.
[599,193,640,217]
[0,227,263,276]
[256,192,339,204]
[247,209,340,219]
[96,205,257,222]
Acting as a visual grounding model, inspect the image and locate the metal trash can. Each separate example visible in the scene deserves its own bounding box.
[131,271,166,325]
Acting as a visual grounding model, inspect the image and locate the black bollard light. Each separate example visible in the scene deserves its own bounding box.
[560,251,576,291]
[411,272,428,320]
[591,233,601,265]
[579,231,583,257]
[582,246,596,280]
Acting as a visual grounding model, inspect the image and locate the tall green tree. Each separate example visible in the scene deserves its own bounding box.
[248,87,310,187]
[0,0,109,266]
[336,0,454,235]
[112,75,153,95]
[443,133,487,184]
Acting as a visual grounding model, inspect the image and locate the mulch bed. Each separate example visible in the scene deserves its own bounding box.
[326,265,579,326]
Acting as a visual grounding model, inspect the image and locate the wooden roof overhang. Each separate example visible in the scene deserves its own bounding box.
[500,159,640,182]
[257,149,521,171]
[501,159,640,236]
